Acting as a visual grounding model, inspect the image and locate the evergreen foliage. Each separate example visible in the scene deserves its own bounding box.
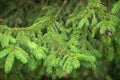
[0,0,120,80]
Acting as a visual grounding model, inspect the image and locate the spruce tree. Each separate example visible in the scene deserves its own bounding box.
[0,0,120,80]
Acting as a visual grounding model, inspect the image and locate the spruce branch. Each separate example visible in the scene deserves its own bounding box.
[0,0,67,32]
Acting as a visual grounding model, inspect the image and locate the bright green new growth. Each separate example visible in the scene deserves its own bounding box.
[0,0,120,80]
[5,53,14,73]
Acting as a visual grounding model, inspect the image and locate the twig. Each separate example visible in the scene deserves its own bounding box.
[55,0,67,18]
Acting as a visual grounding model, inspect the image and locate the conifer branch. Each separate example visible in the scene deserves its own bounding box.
[0,0,67,32]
